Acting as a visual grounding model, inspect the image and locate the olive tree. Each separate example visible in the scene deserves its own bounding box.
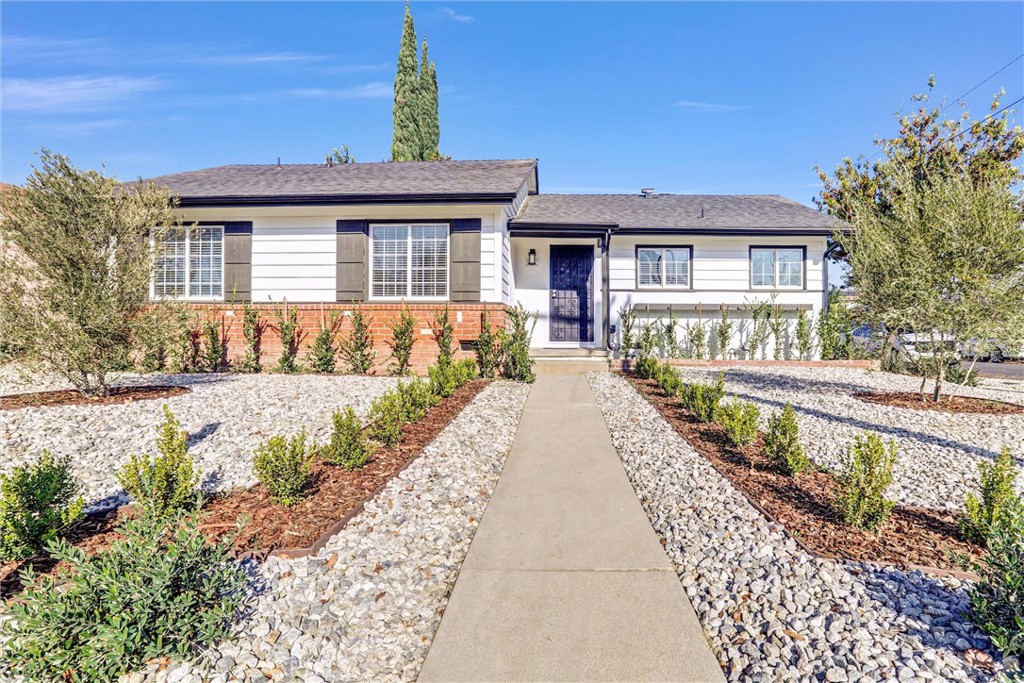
[839,160,1024,400]
[0,151,179,396]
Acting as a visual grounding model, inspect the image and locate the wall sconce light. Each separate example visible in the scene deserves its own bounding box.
[528,248,538,266]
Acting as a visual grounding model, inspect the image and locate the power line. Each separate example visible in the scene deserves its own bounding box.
[939,53,1024,116]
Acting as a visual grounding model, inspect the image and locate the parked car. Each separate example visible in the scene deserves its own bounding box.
[894,332,962,362]
[962,338,1024,363]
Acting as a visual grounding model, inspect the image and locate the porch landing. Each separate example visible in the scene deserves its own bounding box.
[417,374,724,682]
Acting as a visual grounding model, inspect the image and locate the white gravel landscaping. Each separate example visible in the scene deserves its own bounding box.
[1,368,398,511]
[589,371,1012,682]
[119,381,529,683]
[664,365,1024,511]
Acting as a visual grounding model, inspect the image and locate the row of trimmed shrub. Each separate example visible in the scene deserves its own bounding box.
[645,359,1024,660]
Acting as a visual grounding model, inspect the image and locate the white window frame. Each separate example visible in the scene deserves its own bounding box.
[369,222,450,301]
[750,246,804,290]
[150,225,225,301]
[636,246,692,289]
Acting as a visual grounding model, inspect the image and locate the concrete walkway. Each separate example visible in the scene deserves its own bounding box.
[418,375,724,682]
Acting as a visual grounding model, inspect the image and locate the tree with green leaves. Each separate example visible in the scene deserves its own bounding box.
[0,151,179,396]
[418,40,441,160]
[391,3,422,162]
[324,145,355,166]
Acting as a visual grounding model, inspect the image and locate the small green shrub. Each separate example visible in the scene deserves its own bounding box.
[618,305,637,357]
[0,451,84,563]
[386,304,416,376]
[764,403,809,476]
[253,430,314,506]
[202,319,224,372]
[431,304,455,369]
[680,371,726,423]
[475,312,501,379]
[715,399,760,448]
[961,446,1022,546]
[634,325,659,379]
[961,506,1024,658]
[368,391,404,447]
[116,406,200,518]
[398,378,439,423]
[167,307,201,373]
[660,312,680,358]
[716,308,732,361]
[499,303,536,383]
[236,302,262,373]
[655,361,683,396]
[340,308,375,375]
[0,509,248,682]
[795,309,814,360]
[307,312,341,373]
[321,406,373,470]
[274,303,301,373]
[837,433,897,531]
[689,321,707,360]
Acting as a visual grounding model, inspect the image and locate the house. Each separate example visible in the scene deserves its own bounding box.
[142,158,837,369]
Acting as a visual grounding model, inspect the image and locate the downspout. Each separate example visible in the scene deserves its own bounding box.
[602,228,612,350]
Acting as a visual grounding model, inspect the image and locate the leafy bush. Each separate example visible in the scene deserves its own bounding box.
[634,325,659,379]
[429,358,477,398]
[0,509,248,682]
[680,372,726,423]
[368,391,404,447]
[689,321,707,360]
[499,304,536,383]
[655,361,683,396]
[320,406,373,470]
[764,403,809,476]
[202,319,225,372]
[795,309,814,360]
[715,399,760,448]
[660,312,680,358]
[167,306,201,373]
[307,311,341,373]
[716,308,732,361]
[431,304,455,369]
[475,311,501,379]
[0,452,84,563]
[386,304,416,376]
[274,303,301,373]
[116,406,200,518]
[769,305,787,360]
[397,378,438,423]
[618,305,637,357]
[253,430,314,506]
[340,308,375,375]
[962,506,1024,657]
[961,445,1022,546]
[235,302,262,373]
[837,433,897,531]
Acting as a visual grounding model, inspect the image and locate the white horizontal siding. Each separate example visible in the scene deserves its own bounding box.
[251,222,336,302]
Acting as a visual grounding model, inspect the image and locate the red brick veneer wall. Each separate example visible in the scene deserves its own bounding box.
[188,302,509,375]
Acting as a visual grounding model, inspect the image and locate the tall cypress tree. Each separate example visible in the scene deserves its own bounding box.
[391,3,420,162]
[419,39,440,161]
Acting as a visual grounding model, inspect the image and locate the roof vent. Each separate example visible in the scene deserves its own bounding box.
[641,188,655,198]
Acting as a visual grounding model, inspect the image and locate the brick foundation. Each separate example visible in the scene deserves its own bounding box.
[189,302,509,375]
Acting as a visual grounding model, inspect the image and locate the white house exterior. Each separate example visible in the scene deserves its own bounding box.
[144,158,837,360]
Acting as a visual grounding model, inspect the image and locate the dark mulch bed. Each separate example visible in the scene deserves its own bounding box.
[1,385,190,411]
[202,379,487,552]
[1,380,487,598]
[855,391,1024,415]
[629,376,985,573]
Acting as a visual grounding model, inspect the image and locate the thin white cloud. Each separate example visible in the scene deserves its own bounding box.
[27,118,133,137]
[281,82,393,100]
[2,76,166,112]
[674,100,751,113]
[438,7,475,23]
[2,35,114,63]
[179,51,330,66]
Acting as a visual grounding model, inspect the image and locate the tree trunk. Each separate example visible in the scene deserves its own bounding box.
[948,354,979,400]
[931,356,944,402]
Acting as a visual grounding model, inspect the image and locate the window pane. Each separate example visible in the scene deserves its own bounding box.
[188,226,223,298]
[777,249,802,287]
[638,249,662,286]
[752,249,775,287]
[154,228,186,297]
[410,224,447,297]
[372,226,409,298]
[664,249,689,287]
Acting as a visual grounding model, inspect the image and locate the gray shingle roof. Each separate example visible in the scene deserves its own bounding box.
[140,159,538,205]
[510,193,838,233]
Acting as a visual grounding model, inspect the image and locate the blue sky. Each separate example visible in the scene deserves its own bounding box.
[3,1,1022,213]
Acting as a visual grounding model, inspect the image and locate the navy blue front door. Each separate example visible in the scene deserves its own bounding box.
[549,245,594,343]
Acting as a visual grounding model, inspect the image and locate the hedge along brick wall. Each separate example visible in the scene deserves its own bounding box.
[187,302,509,375]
